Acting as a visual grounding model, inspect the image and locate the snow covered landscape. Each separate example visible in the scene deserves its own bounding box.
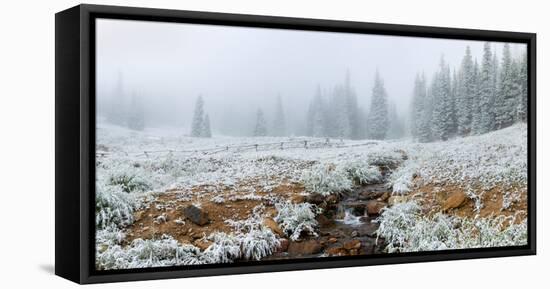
[95,121,527,269]
[94,19,529,270]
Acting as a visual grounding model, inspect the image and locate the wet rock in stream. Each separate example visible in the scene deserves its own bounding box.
[263,173,392,260]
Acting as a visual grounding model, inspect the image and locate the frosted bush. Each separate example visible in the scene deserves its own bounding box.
[365,150,404,168]
[203,232,242,263]
[466,190,484,213]
[107,165,152,193]
[96,225,126,248]
[376,201,528,253]
[224,206,281,260]
[95,183,136,229]
[274,201,319,241]
[239,226,280,260]
[96,235,206,269]
[301,164,352,195]
[375,201,421,252]
[345,161,383,185]
[388,160,419,195]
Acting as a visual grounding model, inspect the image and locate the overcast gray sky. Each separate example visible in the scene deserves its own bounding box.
[96,18,526,136]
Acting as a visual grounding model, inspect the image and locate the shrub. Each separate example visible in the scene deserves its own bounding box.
[301,164,352,195]
[274,201,319,241]
[388,160,418,195]
[96,235,205,269]
[345,161,383,185]
[376,201,528,253]
[95,183,136,229]
[108,170,151,193]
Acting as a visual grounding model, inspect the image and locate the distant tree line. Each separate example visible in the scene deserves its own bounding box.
[411,43,527,142]
[104,73,146,131]
[304,71,403,140]
[105,42,526,141]
[190,95,212,137]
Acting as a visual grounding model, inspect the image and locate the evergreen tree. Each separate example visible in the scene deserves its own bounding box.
[517,52,528,121]
[491,50,500,120]
[471,60,483,134]
[320,71,362,139]
[478,42,496,134]
[418,75,436,143]
[107,71,127,126]
[190,95,205,137]
[344,70,361,139]
[202,114,212,138]
[509,59,523,122]
[306,85,327,137]
[367,71,389,140]
[332,85,351,139]
[387,101,405,139]
[356,107,368,139]
[449,69,459,136]
[253,108,268,136]
[494,43,517,129]
[410,73,427,140]
[456,46,475,136]
[432,56,453,141]
[127,92,145,131]
[272,94,287,136]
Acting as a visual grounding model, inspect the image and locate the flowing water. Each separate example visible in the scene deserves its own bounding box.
[264,173,391,260]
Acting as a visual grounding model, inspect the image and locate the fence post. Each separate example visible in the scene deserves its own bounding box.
[255,144,258,151]
[304,140,308,149]
[280,142,284,150]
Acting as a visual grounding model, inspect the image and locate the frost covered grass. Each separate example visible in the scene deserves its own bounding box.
[388,160,418,195]
[97,207,281,269]
[345,161,383,185]
[95,183,137,230]
[376,201,527,253]
[413,124,527,190]
[95,122,528,267]
[97,235,206,269]
[274,201,320,241]
[301,164,352,195]
[300,160,389,195]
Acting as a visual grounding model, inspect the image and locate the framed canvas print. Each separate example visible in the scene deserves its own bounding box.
[55,4,536,284]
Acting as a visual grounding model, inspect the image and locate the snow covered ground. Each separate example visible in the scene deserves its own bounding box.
[95,122,528,269]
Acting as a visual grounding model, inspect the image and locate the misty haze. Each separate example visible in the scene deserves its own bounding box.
[95,18,528,270]
[96,19,526,139]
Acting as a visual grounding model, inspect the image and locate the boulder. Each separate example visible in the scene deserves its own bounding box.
[326,194,340,204]
[315,214,333,226]
[183,205,210,226]
[326,246,347,256]
[443,191,467,211]
[345,201,367,215]
[263,218,284,236]
[366,201,386,216]
[305,193,325,205]
[343,239,362,250]
[276,238,289,253]
[287,240,322,255]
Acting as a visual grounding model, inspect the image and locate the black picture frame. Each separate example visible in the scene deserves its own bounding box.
[55,4,536,284]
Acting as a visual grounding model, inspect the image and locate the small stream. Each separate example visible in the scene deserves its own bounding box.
[264,172,391,260]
